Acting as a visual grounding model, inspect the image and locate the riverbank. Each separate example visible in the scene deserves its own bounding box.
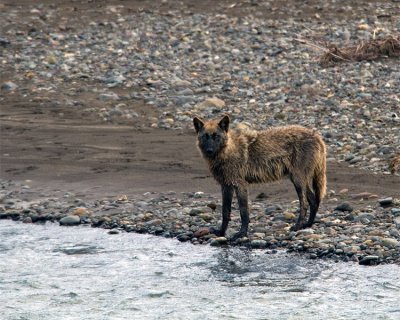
[1,0,399,265]
[1,162,399,265]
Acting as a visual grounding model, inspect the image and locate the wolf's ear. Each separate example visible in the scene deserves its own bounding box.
[218,115,230,132]
[193,117,204,133]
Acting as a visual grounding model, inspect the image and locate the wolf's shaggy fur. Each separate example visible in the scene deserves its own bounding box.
[389,154,400,174]
[193,115,326,240]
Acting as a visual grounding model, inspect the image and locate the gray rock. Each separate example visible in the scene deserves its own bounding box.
[394,217,400,227]
[177,232,193,242]
[0,38,11,47]
[265,204,283,215]
[177,88,194,96]
[172,95,196,106]
[210,237,228,246]
[359,255,380,265]
[250,239,267,249]
[98,92,120,101]
[358,212,375,221]
[389,228,400,238]
[349,156,362,164]
[194,97,225,110]
[381,238,399,249]
[378,197,393,206]
[1,81,18,91]
[344,154,355,161]
[59,215,81,226]
[189,208,204,216]
[335,203,353,212]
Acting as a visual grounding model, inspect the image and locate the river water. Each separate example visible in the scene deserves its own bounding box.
[0,220,399,320]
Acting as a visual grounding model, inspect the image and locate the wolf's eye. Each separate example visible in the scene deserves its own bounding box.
[204,133,210,140]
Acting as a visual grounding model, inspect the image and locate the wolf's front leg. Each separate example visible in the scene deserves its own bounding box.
[230,185,250,241]
[210,185,233,237]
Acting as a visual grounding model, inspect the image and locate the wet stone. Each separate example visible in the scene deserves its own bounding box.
[250,239,267,249]
[359,255,380,266]
[194,227,210,238]
[22,216,33,223]
[210,237,228,247]
[177,232,193,242]
[59,215,81,226]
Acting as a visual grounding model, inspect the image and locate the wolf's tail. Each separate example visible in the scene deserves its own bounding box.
[313,141,327,201]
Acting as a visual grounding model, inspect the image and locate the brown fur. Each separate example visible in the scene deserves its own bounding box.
[193,115,327,240]
[389,154,400,174]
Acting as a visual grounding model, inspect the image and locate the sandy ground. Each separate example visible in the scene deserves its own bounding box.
[1,0,399,207]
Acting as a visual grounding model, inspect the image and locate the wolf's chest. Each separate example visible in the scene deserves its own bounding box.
[209,159,242,186]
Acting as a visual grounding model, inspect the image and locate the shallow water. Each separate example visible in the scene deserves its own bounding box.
[0,220,399,320]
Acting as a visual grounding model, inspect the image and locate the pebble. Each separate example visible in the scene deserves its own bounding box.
[334,203,354,212]
[210,237,228,246]
[1,81,18,91]
[265,204,283,215]
[72,207,89,216]
[359,255,380,266]
[381,238,399,249]
[193,227,210,238]
[378,198,393,206]
[59,215,81,226]
[98,93,120,101]
[251,239,267,249]
[194,97,226,110]
[22,216,32,224]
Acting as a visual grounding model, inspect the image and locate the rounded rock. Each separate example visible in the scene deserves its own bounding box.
[59,215,81,226]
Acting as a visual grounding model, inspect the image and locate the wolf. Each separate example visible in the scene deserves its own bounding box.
[193,114,327,241]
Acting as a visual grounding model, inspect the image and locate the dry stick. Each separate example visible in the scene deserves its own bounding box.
[294,38,351,62]
[297,34,400,66]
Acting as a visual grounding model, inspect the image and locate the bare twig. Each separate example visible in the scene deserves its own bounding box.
[296,34,400,66]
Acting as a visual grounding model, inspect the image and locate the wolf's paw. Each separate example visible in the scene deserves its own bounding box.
[209,227,225,237]
[290,224,302,232]
[229,231,247,242]
[303,221,314,228]
[290,222,311,231]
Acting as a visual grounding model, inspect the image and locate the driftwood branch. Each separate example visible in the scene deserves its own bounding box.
[297,34,400,66]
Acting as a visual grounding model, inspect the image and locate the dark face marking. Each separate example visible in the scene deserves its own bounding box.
[193,115,230,159]
[198,128,227,159]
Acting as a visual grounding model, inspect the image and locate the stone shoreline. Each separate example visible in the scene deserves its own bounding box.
[1,180,399,266]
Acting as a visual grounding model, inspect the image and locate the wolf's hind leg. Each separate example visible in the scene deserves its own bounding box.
[290,175,308,231]
[304,186,319,228]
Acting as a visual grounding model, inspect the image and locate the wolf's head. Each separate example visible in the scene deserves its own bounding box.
[193,115,230,159]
